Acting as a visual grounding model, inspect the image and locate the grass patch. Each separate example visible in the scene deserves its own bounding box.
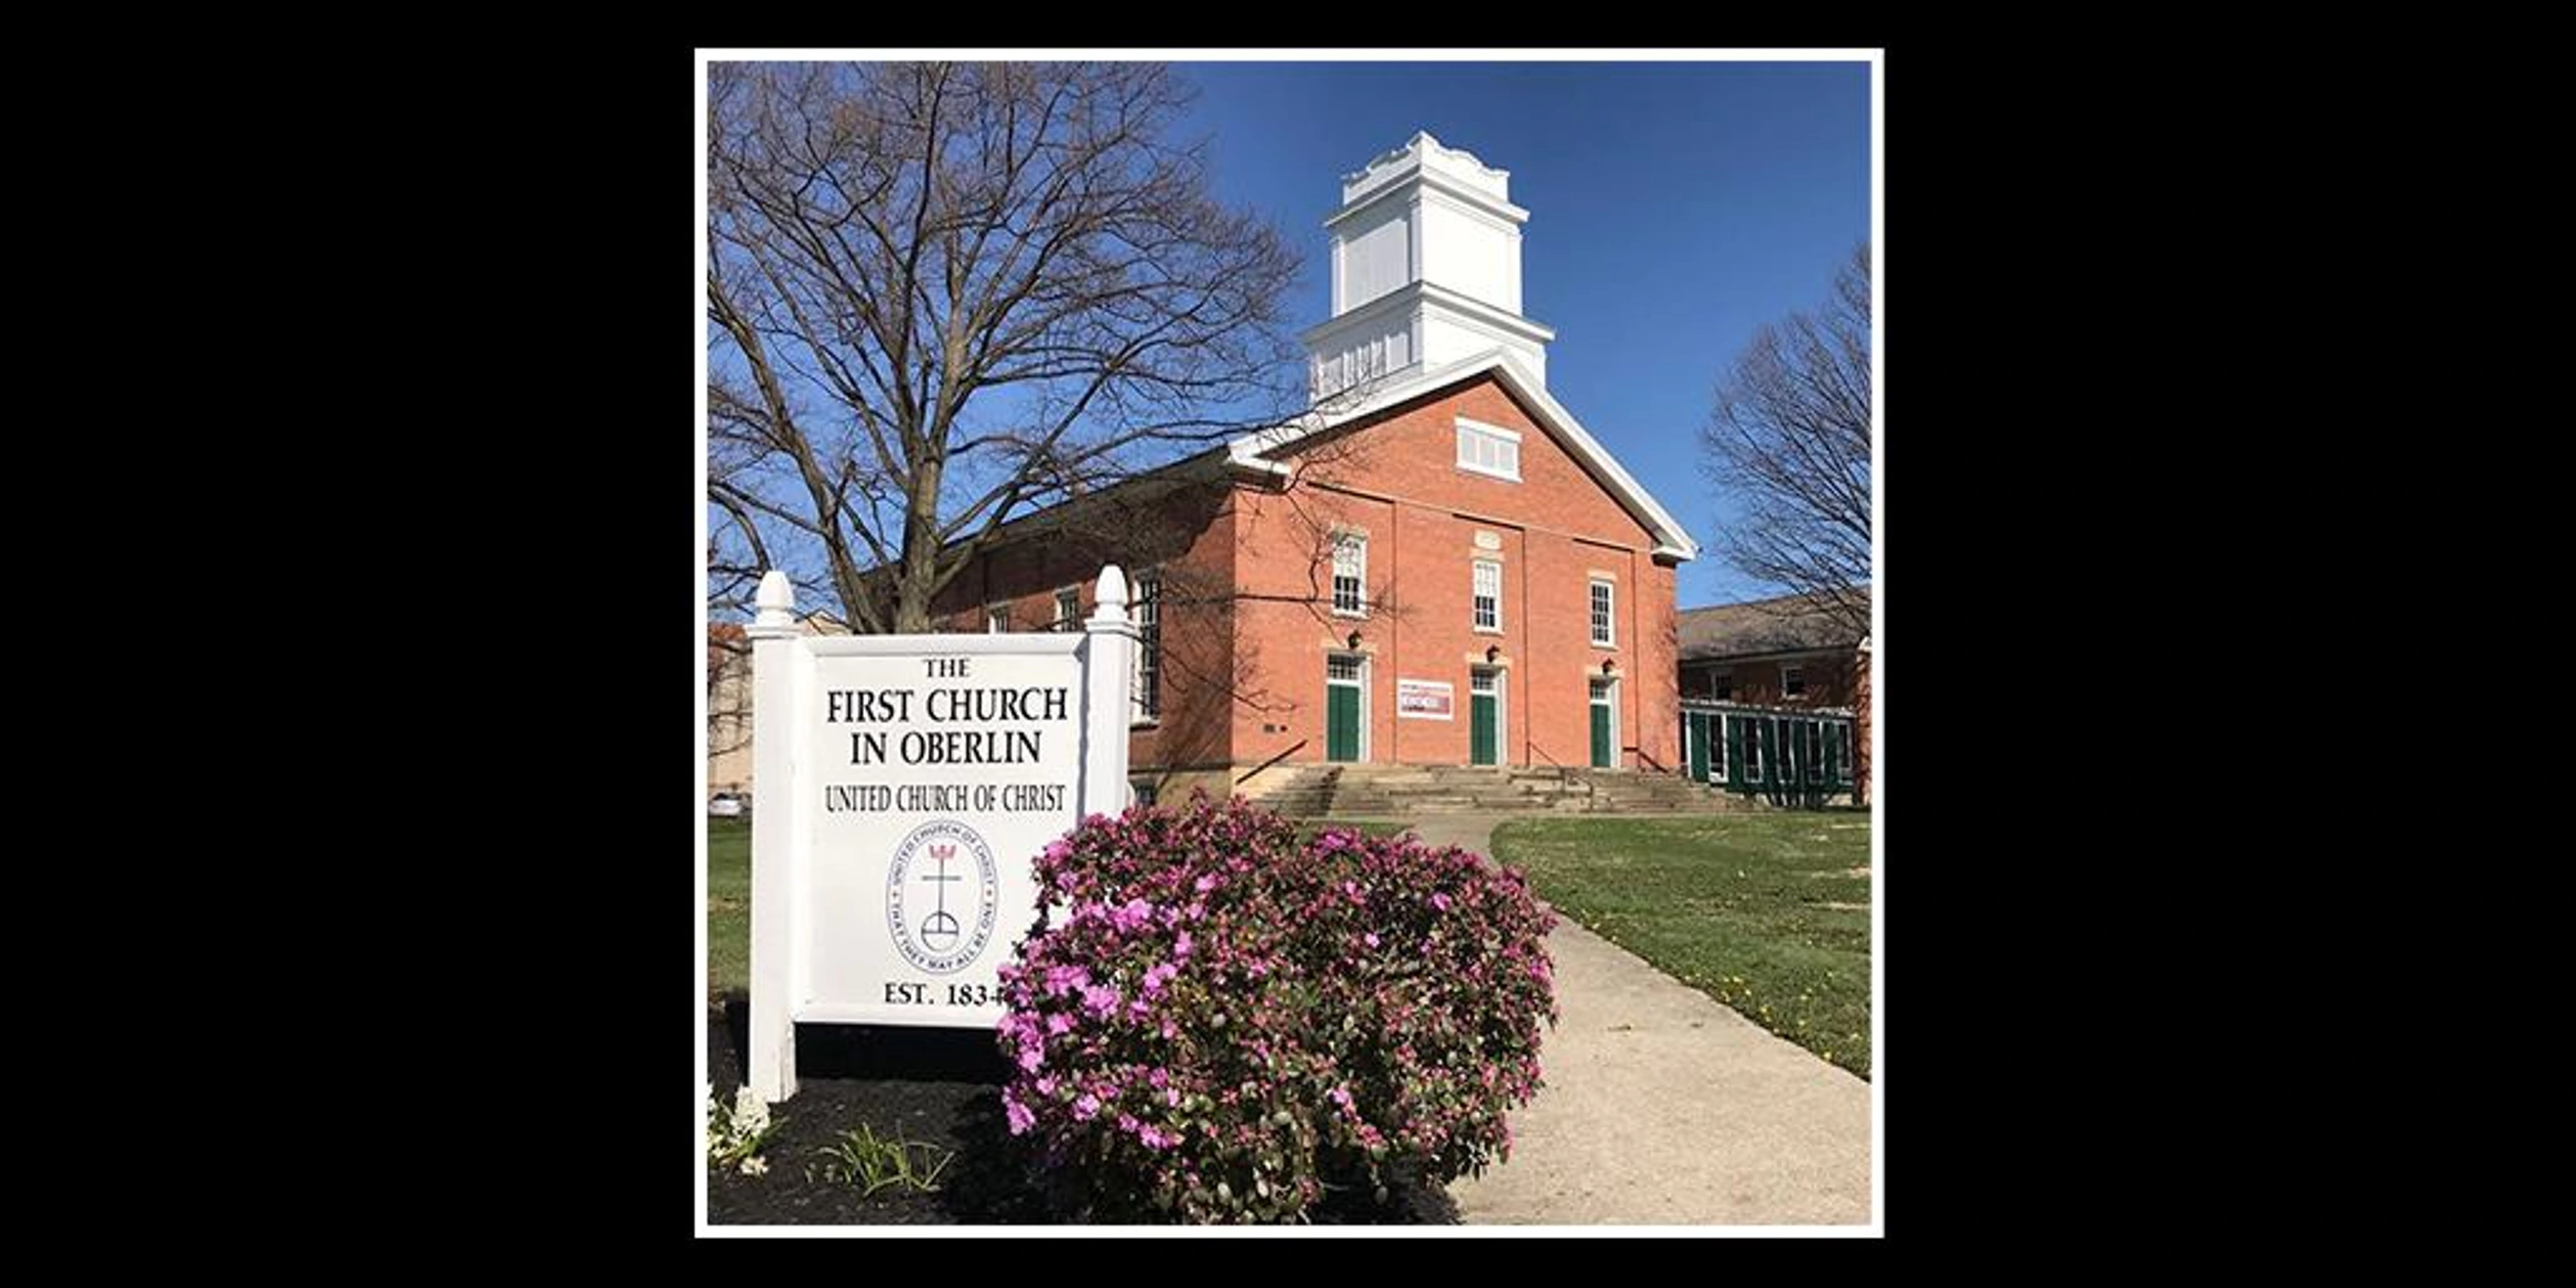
[1490,815,1872,1079]
[710,816,749,996]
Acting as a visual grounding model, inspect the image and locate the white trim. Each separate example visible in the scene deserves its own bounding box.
[1226,347,1699,561]
[1589,675,1619,769]
[1589,578,1617,648]
[1454,415,1521,443]
[1331,531,1368,617]
[1052,585,1081,632]
[984,604,1008,634]
[1470,664,1507,766]
[1326,651,1372,762]
[1472,557,1503,633]
[1457,419,1522,482]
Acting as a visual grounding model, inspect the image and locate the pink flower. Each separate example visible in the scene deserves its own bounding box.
[1035,1075,1057,1097]
[1195,873,1218,894]
[1174,930,1194,959]
[1364,932,1380,949]
[1430,892,1451,912]
[1016,1043,1044,1073]
[1046,1012,1073,1036]
[1081,983,1121,1018]
[1003,1090,1035,1136]
[1073,1093,1101,1122]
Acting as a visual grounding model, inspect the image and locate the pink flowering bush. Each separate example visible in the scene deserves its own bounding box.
[996,794,1557,1223]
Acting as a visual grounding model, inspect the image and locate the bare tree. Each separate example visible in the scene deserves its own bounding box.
[1699,244,1872,637]
[708,61,1304,633]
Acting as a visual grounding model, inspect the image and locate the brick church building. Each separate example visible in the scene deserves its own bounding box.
[925,133,1699,802]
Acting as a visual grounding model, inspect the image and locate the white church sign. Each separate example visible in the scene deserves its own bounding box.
[742,566,1136,1102]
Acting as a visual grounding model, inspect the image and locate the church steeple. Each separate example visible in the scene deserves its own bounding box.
[1303,131,1555,400]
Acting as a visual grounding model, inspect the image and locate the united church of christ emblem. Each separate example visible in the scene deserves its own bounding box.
[884,818,1000,974]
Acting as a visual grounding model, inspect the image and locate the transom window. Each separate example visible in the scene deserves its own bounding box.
[1327,654,1362,683]
[1456,419,1521,482]
[1472,559,1502,632]
[1470,669,1497,696]
[1332,534,1367,616]
[1589,579,1615,647]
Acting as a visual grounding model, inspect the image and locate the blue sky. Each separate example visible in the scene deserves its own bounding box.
[1176,60,1871,608]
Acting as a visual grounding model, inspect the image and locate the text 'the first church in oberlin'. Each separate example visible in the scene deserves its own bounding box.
[922,133,1699,804]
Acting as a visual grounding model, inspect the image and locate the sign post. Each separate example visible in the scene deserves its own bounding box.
[742,566,1135,1104]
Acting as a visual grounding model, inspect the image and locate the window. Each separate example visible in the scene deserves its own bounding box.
[1132,570,1161,721]
[1054,587,1080,631]
[1589,579,1615,647]
[1132,780,1159,808]
[1711,671,1733,701]
[1472,559,1501,632]
[1783,663,1807,700]
[1455,419,1521,481]
[1332,534,1366,616]
[1327,654,1361,682]
[985,605,1009,634]
[1837,724,1855,784]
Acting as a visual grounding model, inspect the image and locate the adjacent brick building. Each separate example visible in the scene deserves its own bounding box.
[924,134,1701,802]
[1675,588,1872,805]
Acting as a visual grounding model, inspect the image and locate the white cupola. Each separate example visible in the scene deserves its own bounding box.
[1302,131,1556,402]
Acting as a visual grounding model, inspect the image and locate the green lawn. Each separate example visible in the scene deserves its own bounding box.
[709,817,750,997]
[1489,815,1872,1079]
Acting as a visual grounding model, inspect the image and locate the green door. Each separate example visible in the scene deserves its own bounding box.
[1469,669,1499,765]
[1326,655,1362,761]
[1589,680,1613,767]
[1686,712,1710,782]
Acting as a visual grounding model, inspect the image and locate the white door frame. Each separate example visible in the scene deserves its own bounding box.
[1328,651,1371,762]
[1589,676,1619,768]
[1470,665,1506,766]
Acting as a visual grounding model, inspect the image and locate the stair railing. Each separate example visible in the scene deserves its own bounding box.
[1235,739,1311,787]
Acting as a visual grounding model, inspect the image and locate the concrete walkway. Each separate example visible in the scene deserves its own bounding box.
[1396,814,1874,1226]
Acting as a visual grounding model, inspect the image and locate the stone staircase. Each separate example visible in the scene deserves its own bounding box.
[1231,765,1342,816]
[1245,763,1753,817]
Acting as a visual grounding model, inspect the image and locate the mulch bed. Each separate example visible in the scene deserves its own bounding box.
[707,994,1458,1226]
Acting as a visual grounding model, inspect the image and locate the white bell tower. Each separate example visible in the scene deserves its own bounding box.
[1303,131,1556,401]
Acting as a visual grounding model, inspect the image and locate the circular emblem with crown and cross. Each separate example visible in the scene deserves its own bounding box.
[884,818,1001,974]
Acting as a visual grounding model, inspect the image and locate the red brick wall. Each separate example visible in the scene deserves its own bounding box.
[1680,652,1860,708]
[927,372,1684,777]
[1255,374,1680,771]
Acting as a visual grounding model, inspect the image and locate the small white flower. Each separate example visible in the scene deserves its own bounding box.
[739,1155,768,1177]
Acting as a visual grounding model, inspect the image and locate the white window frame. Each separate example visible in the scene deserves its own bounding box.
[1332,533,1368,618]
[1455,417,1523,482]
[1131,568,1161,725]
[1053,586,1080,632]
[985,604,1009,634]
[1589,578,1615,648]
[1472,558,1503,633]
[1782,662,1807,701]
